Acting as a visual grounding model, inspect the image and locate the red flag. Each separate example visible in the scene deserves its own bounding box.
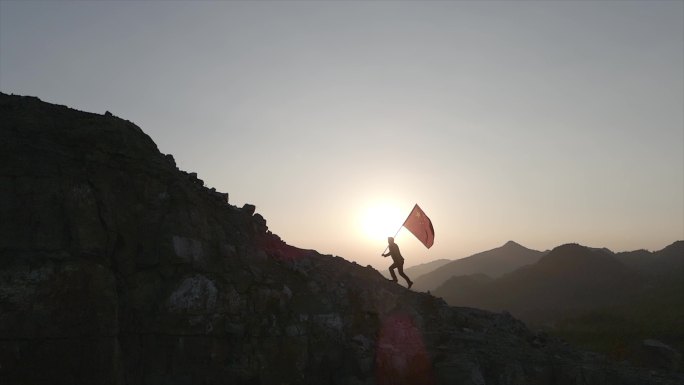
[402,204,435,249]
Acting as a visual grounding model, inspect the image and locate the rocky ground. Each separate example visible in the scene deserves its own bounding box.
[1,93,682,385]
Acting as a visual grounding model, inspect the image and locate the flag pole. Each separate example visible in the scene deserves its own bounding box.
[381,204,417,256]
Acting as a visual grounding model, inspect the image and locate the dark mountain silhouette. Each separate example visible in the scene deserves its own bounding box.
[614,249,653,271]
[435,273,493,293]
[1,93,681,384]
[433,242,684,366]
[434,244,642,323]
[413,240,544,291]
[381,258,451,280]
[615,241,684,276]
[547,242,683,365]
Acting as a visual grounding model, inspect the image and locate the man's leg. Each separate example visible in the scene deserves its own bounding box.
[397,261,413,288]
[388,262,398,281]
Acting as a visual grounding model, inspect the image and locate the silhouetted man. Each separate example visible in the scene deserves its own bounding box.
[382,237,413,289]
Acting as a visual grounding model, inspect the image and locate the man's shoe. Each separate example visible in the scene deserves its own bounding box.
[408,281,413,289]
[388,279,398,283]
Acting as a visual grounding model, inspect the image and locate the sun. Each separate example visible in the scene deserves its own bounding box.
[360,203,405,241]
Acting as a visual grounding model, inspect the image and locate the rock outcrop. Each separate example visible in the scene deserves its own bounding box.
[1,93,682,385]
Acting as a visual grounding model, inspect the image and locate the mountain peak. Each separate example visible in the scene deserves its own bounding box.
[413,241,543,291]
[503,240,523,248]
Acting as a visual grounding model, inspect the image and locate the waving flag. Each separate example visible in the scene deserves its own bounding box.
[402,204,435,249]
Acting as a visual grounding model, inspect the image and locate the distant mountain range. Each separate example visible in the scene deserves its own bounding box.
[430,241,684,359]
[412,241,545,291]
[615,240,684,276]
[409,239,683,332]
[433,243,644,323]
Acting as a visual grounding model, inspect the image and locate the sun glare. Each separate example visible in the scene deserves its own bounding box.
[360,203,405,241]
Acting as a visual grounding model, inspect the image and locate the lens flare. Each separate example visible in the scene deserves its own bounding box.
[375,313,435,385]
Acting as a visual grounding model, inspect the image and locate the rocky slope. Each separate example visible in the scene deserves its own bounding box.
[1,93,682,385]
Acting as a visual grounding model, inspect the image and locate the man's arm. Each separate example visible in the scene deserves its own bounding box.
[383,244,397,257]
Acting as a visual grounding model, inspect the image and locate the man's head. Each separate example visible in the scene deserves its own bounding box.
[387,237,395,245]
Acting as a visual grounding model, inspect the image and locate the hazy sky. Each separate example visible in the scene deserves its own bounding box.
[1,1,682,268]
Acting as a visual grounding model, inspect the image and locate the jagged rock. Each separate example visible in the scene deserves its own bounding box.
[1,93,682,385]
[187,171,204,186]
[164,153,176,168]
[242,203,256,215]
[216,191,229,203]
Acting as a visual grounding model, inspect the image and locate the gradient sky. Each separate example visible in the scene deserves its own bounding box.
[1,1,682,268]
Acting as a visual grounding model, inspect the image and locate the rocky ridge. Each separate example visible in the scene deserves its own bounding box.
[1,93,682,385]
